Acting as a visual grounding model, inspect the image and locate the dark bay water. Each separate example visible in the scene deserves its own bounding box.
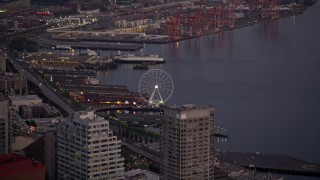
[97,2,320,163]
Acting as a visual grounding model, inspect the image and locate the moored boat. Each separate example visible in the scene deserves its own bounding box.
[54,45,71,50]
[113,53,164,63]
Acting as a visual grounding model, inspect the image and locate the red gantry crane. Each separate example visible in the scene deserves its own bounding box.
[165,5,182,39]
[205,0,243,32]
[227,0,244,28]
[183,0,203,37]
[260,0,280,19]
[205,6,223,32]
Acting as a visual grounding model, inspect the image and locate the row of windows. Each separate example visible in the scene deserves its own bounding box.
[89,165,123,173]
[57,167,87,180]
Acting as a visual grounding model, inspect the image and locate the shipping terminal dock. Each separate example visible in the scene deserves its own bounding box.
[41,41,144,51]
[42,0,313,45]
[216,151,320,177]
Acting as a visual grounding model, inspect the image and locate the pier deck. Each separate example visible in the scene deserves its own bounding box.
[216,151,320,177]
[43,41,143,51]
[68,42,143,51]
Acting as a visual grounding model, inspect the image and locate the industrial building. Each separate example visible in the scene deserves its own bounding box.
[57,111,124,179]
[160,104,215,180]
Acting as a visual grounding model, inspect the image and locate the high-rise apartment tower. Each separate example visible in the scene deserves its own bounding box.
[57,111,124,180]
[160,104,215,180]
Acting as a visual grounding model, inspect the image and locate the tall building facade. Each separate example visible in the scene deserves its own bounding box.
[0,94,9,155]
[0,49,5,72]
[45,131,57,180]
[0,73,27,95]
[160,105,215,180]
[57,111,124,180]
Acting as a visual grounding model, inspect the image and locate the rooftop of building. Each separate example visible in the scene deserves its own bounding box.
[71,110,105,123]
[41,69,96,77]
[125,169,160,180]
[19,103,58,110]
[8,95,42,102]
[23,136,45,163]
[0,72,24,78]
[0,153,44,176]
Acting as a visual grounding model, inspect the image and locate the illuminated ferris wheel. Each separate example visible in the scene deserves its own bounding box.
[138,69,174,106]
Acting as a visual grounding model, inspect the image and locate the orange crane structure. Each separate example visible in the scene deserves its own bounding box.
[205,6,223,32]
[260,0,280,19]
[181,0,204,37]
[164,1,204,38]
[165,5,182,39]
[227,0,244,28]
[216,0,244,29]
[204,0,243,32]
[163,0,247,38]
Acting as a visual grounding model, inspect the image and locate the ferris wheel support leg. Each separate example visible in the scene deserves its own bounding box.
[157,88,164,104]
[148,88,157,104]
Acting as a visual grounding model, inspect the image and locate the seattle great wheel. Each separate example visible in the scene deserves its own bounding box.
[138,69,174,106]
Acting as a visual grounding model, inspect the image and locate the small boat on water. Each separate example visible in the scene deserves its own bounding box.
[54,45,71,50]
[80,49,100,56]
[113,53,164,64]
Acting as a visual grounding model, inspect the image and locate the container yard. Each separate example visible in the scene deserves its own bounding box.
[43,0,307,44]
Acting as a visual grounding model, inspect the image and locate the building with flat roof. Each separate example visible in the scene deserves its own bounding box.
[19,103,61,119]
[0,153,45,179]
[125,169,160,180]
[19,105,33,119]
[9,95,42,111]
[160,104,215,180]
[57,110,124,179]
[11,136,36,151]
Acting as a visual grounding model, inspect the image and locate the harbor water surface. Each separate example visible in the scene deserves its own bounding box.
[97,2,320,165]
